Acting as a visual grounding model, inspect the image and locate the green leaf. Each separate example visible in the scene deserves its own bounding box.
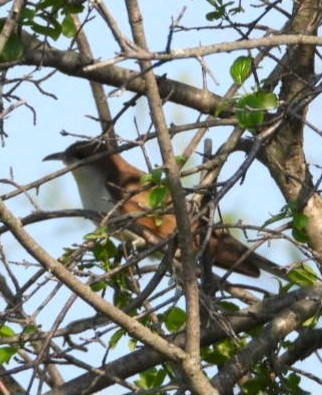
[141,168,163,185]
[236,92,278,129]
[84,227,105,240]
[293,213,309,231]
[22,324,37,335]
[135,367,166,389]
[90,281,107,292]
[230,6,244,15]
[92,238,117,260]
[63,3,85,14]
[242,375,269,395]
[218,301,239,312]
[216,339,238,360]
[236,93,264,129]
[105,238,118,256]
[261,212,288,228]
[0,326,15,337]
[303,314,320,328]
[292,212,309,242]
[262,202,309,237]
[61,14,76,38]
[201,345,220,364]
[150,168,163,183]
[113,289,132,309]
[20,8,36,21]
[201,338,239,365]
[84,228,118,266]
[242,362,280,395]
[59,247,77,265]
[262,203,308,243]
[214,98,231,117]
[36,0,63,10]
[287,265,317,286]
[255,91,278,110]
[286,200,298,213]
[285,372,301,392]
[0,34,24,62]
[78,262,95,270]
[148,186,168,209]
[206,10,225,20]
[140,173,152,184]
[31,20,62,40]
[175,155,186,165]
[292,227,309,243]
[230,56,252,85]
[154,217,164,227]
[108,328,125,349]
[164,307,186,332]
[206,1,241,20]
[281,371,308,395]
[128,338,137,351]
[0,347,17,364]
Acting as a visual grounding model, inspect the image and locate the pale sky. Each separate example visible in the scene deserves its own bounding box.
[1,0,320,392]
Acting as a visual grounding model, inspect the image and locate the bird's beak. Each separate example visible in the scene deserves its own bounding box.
[43,152,65,162]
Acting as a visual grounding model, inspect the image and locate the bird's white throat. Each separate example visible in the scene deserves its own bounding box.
[71,162,147,249]
[71,164,115,214]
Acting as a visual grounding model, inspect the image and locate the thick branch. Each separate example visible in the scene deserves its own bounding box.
[212,294,321,393]
[21,32,229,117]
[262,0,322,258]
[125,2,207,394]
[42,284,322,395]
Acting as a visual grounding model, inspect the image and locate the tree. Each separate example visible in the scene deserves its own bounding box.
[1,0,322,393]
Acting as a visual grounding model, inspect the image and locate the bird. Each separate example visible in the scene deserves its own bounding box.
[44,139,286,279]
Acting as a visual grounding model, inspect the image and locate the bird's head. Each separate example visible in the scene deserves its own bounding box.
[43,140,109,166]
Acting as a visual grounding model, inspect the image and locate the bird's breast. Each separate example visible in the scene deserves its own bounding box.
[71,165,115,214]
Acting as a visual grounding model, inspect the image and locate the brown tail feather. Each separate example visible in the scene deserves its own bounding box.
[205,231,287,279]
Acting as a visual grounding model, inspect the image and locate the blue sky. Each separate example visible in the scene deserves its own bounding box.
[1,0,321,392]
